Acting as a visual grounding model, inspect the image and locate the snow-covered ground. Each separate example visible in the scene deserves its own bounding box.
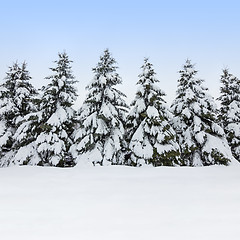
[0,164,240,240]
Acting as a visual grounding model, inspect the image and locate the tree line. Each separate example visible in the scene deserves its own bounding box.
[0,49,239,167]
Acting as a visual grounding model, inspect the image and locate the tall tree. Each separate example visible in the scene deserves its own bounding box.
[34,52,78,167]
[218,69,240,162]
[0,62,38,167]
[126,58,180,166]
[71,49,129,166]
[171,60,232,166]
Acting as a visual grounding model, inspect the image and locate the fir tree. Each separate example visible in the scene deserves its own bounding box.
[218,69,240,162]
[171,60,232,166]
[0,62,38,167]
[35,52,78,167]
[126,58,180,166]
[71,49,129,166]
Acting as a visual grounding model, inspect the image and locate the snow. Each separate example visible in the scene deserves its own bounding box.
[0,165,240,240]
[95,119,108,134]
[47,107,71,127]
[195,131,205,144]
[146,105,158,118]
[83,112,98,129]
[134,98,146,113]
[182,108,191,119]
[99,102,118,119]
[212,122,225,136]
[228,122,240,137]
[77,147,102,166]
[13,142,40,165]
[155,142,175,154]
[0,121,11,146]
[203,134,235,162]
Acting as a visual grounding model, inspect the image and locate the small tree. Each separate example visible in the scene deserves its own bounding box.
[218,69,240,162]
[35,52,78,167]
[126,58,180,166]
[171,60,232,166]
[71,49,129,166]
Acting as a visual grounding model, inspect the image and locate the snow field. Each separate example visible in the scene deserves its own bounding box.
[0,165,240,240]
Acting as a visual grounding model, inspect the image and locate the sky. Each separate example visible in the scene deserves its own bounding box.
[0,0,240,107]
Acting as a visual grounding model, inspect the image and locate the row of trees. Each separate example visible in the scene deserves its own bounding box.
[0,49,239,168]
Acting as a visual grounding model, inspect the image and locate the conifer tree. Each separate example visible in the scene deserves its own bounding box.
[171,60,232,166]
[126,58,180,166]
[71,49,129,166]
[34,52,78,167]
[218,69,240,162]
[0,62,38,166]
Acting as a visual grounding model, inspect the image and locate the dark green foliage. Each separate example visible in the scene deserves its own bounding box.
[210,149,230,165]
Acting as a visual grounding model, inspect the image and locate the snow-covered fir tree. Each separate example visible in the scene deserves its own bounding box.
[71,49,129,166]
[0,62,38,167]
[171,60,232,166]
[218,69,240,162]
[125,58,180,166]
[33,52,78,167]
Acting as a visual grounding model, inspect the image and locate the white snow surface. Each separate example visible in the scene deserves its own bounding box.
[0,165,240,240]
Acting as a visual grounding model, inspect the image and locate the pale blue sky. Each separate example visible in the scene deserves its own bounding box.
[1,0,240,106]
